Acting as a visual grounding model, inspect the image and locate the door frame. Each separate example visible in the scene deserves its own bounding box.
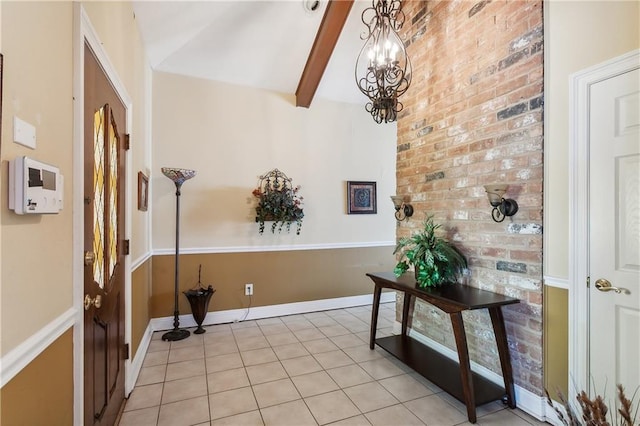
[73,5,133,425]
[568,49,639,400]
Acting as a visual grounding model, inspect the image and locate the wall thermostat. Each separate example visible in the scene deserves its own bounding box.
[9,156,64,214]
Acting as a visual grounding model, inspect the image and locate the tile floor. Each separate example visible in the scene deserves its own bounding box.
[120,302,549,426]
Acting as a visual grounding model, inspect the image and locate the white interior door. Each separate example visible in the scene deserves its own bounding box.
[589,68,640,397]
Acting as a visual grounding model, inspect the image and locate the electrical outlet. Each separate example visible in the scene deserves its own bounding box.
[245,283,254,296]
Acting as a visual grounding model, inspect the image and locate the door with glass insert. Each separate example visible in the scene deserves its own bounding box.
[83,43,127,426]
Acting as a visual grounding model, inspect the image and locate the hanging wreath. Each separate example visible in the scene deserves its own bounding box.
[252,168,304,235]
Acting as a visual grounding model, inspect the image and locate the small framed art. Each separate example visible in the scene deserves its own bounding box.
[347,181,377,214]
[138,171,149,211]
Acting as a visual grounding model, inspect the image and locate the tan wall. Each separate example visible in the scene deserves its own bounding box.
[0,1,74,356]
[397,0,544,394]
[151,71,397,251]
[542,0,639,399]
[151,246,396,318]
[1,329,73,425]
[132,258,152,357]
[543,285,568,398]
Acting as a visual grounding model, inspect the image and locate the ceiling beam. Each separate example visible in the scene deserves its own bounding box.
[295,0,354,108]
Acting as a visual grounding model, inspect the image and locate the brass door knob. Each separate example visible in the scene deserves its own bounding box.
[595,278,622,294]
[84,251,96,266]
[84,294,102,310]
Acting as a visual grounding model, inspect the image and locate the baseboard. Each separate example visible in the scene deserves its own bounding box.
[150,292,396,332]
[392,322,555,423]
[1,307,77,387]
[126,322,154,396]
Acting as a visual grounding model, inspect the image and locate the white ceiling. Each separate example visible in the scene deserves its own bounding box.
[132,0,372,105]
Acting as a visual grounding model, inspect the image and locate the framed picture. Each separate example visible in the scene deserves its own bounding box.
[347,181,377,214]
[138,172,149,211]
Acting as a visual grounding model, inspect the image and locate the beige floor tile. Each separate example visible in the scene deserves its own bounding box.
[305,390,360,425]
[265,331,299,346]
[326,364,374,389]
[206,352,243,373]
[211,410,264,426]
[358,358,405,380]
[204,333,236,346]
[260,399,318,426]
[330,334,367,349]
[342,346,385,363]
[342,381,398,413]
[236,335,270,351]
[246,361,288,385]
[161,374,208,404]
[204,323,232,334]
[364,404,424,426]
[281,355,323,377]
[157,395,210,426]
[256,317,284,326]
[125,383,163,411]
[136,364,167,386]
[230,320,257,330]
[147,340,171,353]
[342,321,370,333]
[252,378,301,408]
[118,406,159,426]
[327,414,372,425]
[272,342,310,360]
[165,358,206,382]
[318,325,351,337]
[476,409,533,425]
[168,345,205,363]
[280,314,306,323]
[241,347,278,366]
[260,324,290,335]
[313,350,354,369]
[209,386,258,420]
[294,328,326,342]
[233,327,264,340]
[170,333,204,349]
[205,341,239,357]
[404,394,468,425]
[309,317,339,327]
[291,371,339,397]
[378,374,433,402]
[284,319,315,331]
[512,408,549,425]
[438,392,505,418]
[207,367,250,394]
[143,350,169,367]
[302,338,340,354]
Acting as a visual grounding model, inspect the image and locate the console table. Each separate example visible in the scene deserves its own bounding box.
[367,272,519,423]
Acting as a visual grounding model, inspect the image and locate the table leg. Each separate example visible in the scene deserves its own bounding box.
[402,293,412,336]
[369,285,382,350]
[489,307,516,409]
[450,312,477,423]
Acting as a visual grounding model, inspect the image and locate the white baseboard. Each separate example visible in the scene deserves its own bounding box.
[150,292,396,332]
[0,307,78,387]
[128,292,396,390]
[392,322,556,423]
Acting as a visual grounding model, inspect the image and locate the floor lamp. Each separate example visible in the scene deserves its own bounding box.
[161,167,197,342]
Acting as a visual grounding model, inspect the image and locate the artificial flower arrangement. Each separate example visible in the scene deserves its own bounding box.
[253,168,304,235]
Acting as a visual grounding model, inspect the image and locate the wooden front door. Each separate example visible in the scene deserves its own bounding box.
[83,43,127,426]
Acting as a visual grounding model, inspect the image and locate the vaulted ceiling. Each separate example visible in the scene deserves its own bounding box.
[132,0,373,106]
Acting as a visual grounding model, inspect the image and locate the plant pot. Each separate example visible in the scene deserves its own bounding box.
[183,286,215,334]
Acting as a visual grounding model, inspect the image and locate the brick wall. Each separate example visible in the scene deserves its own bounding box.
[395,0,544,394]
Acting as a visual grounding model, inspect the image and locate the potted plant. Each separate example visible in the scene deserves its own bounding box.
[393,215,467,288]
[252,168,304,235]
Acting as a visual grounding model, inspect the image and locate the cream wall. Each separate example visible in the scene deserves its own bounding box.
[544,0,640,279]
[0,1,74,355]
[152,72,397,251]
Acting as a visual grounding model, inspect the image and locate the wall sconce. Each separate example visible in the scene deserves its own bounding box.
[390,195,413,221]
[484,184,518,223]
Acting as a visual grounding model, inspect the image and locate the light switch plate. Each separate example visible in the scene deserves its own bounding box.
[13,116,37,149]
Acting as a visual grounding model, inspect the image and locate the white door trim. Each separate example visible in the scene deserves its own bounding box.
[72,5,134,425]
[568,49,639,399]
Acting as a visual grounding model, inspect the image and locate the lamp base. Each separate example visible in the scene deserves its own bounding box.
[161,328,190,342]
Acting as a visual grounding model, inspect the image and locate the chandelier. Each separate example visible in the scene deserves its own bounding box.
[355,0,412,124]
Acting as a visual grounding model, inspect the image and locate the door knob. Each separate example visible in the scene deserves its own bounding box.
[84,294,102,310]
[84,251,96,266]
[595,278,623,294]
